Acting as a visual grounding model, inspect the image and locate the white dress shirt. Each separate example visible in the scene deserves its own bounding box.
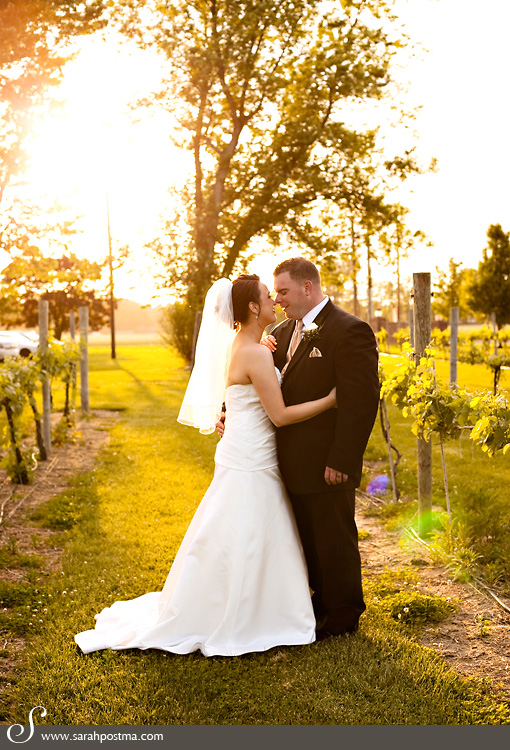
[301,296,329,329]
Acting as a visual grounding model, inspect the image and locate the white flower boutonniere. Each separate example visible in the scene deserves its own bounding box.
[302,322,321,343]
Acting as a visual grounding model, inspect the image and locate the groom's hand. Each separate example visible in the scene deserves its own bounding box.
[260,335,277,352]
[215,413,225,438]
[324,466,348,485]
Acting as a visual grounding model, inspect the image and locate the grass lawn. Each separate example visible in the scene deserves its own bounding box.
[4,345,510,725]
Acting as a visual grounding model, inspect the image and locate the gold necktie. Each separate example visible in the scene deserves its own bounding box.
[282,320,303,374]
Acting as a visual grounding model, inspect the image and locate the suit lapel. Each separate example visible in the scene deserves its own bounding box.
[282,300,334,381]
[272,318,294,372]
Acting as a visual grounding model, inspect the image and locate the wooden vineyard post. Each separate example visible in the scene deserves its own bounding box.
[449,307,459,385]
[70,310,77,412]
[79,306,89,413]
[413,273,432,536]
[38,300,51,457]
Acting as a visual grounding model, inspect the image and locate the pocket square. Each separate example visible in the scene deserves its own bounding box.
[309,347,322,358]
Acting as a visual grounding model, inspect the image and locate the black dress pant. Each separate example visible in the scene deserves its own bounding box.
[288,488,365,634]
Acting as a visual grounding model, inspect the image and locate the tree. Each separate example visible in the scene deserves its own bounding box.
[432,258,476,322]
[372,277,412,321]
[0,1,107,203]
[379,204,429,323]
[116,0,419,312]
[467,224,510,329]
[0,247,111,338]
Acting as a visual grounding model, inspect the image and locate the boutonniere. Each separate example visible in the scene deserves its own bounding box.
[302,322,321,342]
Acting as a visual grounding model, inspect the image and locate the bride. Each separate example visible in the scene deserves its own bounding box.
[74,274,336,657]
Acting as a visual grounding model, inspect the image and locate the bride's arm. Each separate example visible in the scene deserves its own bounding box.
[248,347,336,427]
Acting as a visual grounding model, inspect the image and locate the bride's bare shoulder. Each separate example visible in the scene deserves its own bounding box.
[233,340,273,368]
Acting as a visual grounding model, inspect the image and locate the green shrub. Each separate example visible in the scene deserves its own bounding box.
[0,581,36,608]
[160,302,197,363]
[453,486,510,578]
[378,590,456,625]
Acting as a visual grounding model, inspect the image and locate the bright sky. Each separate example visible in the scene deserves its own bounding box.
[393,0,510,280]
[13,0,510,303]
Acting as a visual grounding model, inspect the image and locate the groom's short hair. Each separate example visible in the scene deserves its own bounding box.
[274,257,321,286]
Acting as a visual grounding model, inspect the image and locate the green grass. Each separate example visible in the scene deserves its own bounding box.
[3,345,510,725]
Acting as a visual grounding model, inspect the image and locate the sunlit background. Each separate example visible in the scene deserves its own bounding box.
[9,0,510,305]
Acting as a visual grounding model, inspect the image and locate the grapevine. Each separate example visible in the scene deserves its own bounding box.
[0,340,80,483]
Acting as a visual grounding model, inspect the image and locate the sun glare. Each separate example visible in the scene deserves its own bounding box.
[21,34,192,305]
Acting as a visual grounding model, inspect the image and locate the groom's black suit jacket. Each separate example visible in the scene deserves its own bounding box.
[271,300,380,495]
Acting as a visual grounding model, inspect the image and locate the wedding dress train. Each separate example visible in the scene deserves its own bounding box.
[74,379,315,657]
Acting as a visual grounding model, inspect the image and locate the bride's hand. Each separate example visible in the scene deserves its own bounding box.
[328,387,337,408]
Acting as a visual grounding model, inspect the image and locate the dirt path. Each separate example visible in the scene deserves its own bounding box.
[357,494,510,699]
[0,411,119,716]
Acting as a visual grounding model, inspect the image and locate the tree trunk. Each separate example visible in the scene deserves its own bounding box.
[366,234,373,321]
[3,400,30,484]
[350,216,358,317]
[28,393,47,461]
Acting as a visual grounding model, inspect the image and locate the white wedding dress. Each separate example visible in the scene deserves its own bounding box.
[75,376,316,657]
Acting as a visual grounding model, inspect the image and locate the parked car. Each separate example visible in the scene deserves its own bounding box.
[0,331,39,361]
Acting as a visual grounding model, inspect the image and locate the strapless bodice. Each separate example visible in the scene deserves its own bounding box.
[214,382,278,471]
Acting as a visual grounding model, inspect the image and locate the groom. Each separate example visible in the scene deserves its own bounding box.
[270,257,379,638]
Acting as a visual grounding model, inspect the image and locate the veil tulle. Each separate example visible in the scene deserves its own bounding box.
[177,278,235,434]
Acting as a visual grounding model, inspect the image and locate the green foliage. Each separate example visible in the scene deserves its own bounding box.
[0,248,111,338]
[375,328,388,353]
[51,416,77,447]
[0,340,79,481]
[0,540,42,570]
[365,567,456,626]
[404,370,472,442]
[432,258,477,321]
[357,528,371,541]
[467,224,510,329]
[378,590,456,625]
[429,515,483,583]
[451,487,510,578]
[380,349,510,582]
[0,444,36,484]
[160,302,197,363]
[431,327,450,357]
[379,343,417,409]
[394,327,410,349]
[381,346,510,453]
[122,0,421,305]
[469,392,510,456]
[373,356,510,596]
[37,337,80,381]
[0,580,37,608]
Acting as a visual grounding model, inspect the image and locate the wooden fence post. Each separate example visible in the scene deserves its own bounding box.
[413,273,432,536]
[408,307,414,349]
[449,307,459,385]
[38,300,51,458]
[69,310,77,413]
[79,306,89,413]
[491,312,498,354]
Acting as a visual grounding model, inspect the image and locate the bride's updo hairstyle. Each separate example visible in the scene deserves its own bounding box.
[232,274,261,328]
